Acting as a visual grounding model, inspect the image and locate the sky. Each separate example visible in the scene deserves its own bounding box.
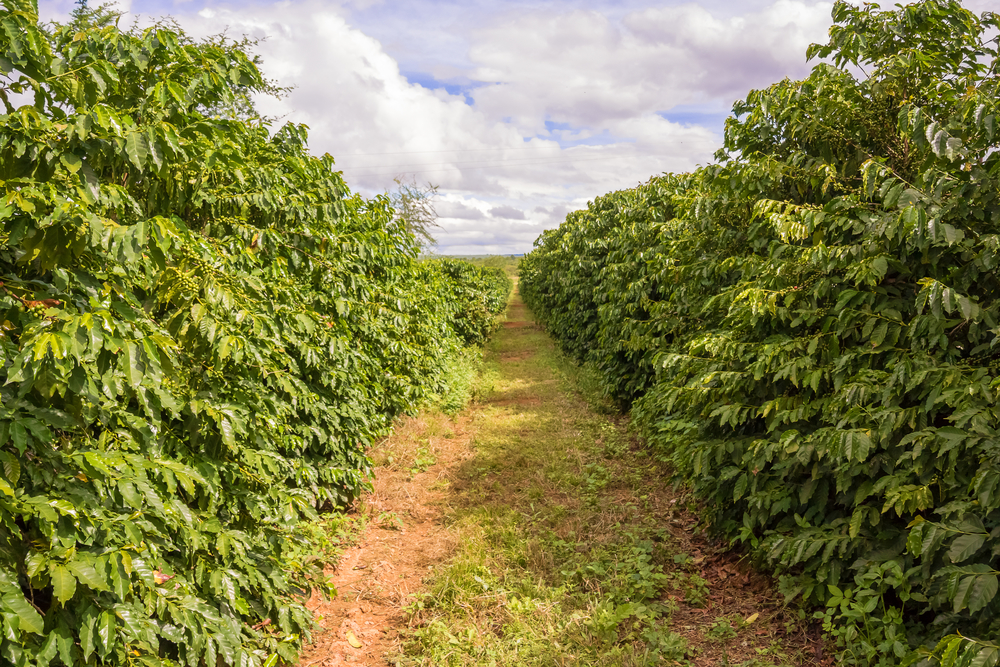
[34,0,996,254]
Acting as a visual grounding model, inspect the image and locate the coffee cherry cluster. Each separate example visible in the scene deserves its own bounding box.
[175,270,201,294]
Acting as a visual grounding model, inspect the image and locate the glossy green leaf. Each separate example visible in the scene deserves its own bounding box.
[49,565,76,604]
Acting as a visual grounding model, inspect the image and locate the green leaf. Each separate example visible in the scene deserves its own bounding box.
[78,161,101,204]
[1,592,44,634]
[949,533,986,563]
[958,295,978,320]
[219,417,235,447]
[68,560,109,591]
[945,137,964,161]
[125,130,149,170]
[10,422,27,456]
[849,506,865,539]
[968,575,998,613]
[733,473,748,501]
[165,80,187,105]
[114,604,144,641]
[54,623,75,666]
[36,628,60,667]
[896,189,921,208]
[941,636,965,666]
[953,576,976,613]
[119,481,142,509]
[97,610,116,657]
[80,609,96,660]
[929,128,949,156]
[50,564,76,604]
[0,455,19,486]
[843,430,871,463]
[872,256,888,279]
[123,341,143,389]
[970,647,998,667]
[60,153,82,174]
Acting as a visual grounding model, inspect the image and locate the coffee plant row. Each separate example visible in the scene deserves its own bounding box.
[521,2,1000,664]
[0,2,511,666]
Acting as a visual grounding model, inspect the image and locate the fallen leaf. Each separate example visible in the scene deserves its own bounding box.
[346,629,363,649]
[744,612,759,624]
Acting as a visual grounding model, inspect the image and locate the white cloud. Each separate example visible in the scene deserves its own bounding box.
[438,200,487,221]
[468,1,832,131]
[489,205,526,220]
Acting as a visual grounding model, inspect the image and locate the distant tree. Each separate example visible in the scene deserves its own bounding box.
[390,176,440,249]
[67,0,123,28]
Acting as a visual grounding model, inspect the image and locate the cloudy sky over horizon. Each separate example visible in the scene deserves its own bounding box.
[35,0,996,254]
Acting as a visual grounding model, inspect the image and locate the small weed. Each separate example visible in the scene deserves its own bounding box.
[582,461,611,504]
[402,590,432,620]
[732,645,792,667]
[376,510,404,530]
[600,422,629,459]
[707,617,738,642]
[674,572,710,607]
[281,513,365,592]
[409,443,437,476]
[370,450,395,467]
[642,625,689,663]
[673,552,694,567]
[813,565,909,666]
[426,347,480,415]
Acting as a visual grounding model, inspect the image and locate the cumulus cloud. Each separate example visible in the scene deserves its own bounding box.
[467,1,833,132]
[489,205,526,220]
[438,200,487,221]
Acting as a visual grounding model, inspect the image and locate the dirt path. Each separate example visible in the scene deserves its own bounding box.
[296,411,474,666]
[297,288,822,667]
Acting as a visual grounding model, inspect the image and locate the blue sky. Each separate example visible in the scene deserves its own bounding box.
[40,0,991,254]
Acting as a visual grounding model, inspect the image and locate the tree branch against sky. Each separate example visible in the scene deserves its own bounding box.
[390,176,440,250]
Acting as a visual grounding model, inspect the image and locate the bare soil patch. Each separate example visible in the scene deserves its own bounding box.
[297,414,473,666]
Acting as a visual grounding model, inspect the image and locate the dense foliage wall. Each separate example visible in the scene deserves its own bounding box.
[0,2,510,666]
[521,1,1000,664]
[427,259,512,346]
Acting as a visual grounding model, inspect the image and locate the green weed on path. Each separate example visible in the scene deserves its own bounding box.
[394,288,823,667]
